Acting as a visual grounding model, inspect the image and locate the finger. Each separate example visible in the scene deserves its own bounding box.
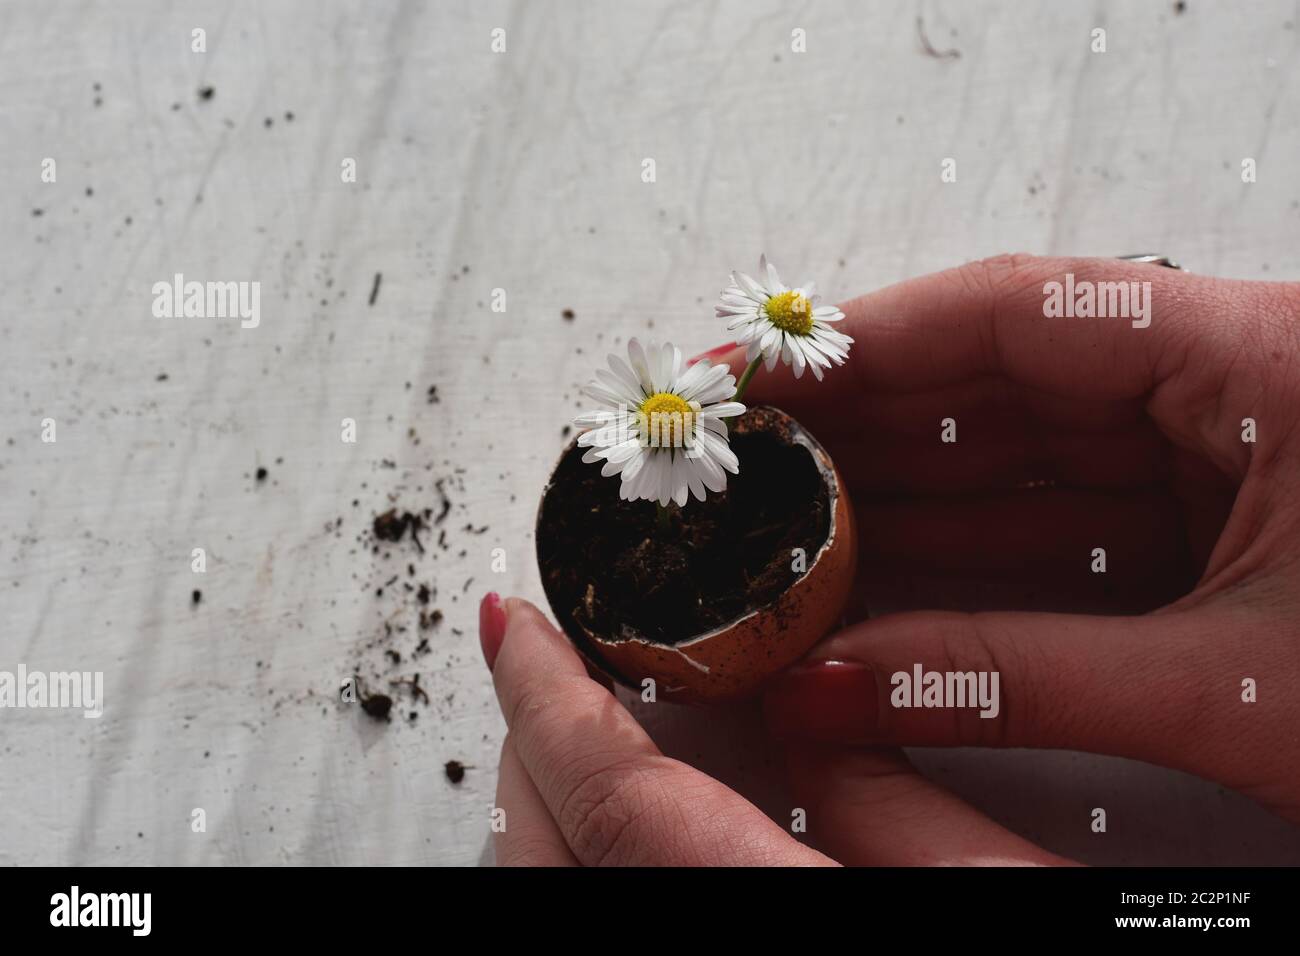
[847,486,1199,616]
[702,255,1270,472]
[782,745,1073,866]
[855,486,1192,581]
[764,607,1252,786]
[493,734,579,866]
[827,418,1171,495]
[582,660,616,693]
[492,597,830,866]
[847,564,1186,619]
[811,374,1150,439]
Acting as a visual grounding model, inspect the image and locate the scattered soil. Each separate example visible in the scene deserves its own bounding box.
[373,508,426,552]
[360,690,393,722]
[368,272,382,306]
[444,760,465,783]
[334,464,471,737]
[537,406,831,645]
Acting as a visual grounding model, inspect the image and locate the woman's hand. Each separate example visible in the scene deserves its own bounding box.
[735,254,1300,864]
[480,593,832,865]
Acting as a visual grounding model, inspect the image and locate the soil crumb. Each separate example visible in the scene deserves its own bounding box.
[361,692,393,722]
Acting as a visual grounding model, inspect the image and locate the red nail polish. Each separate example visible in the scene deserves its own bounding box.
[687,343,734,366]
[479,593,507,671]
[763,660,880,742]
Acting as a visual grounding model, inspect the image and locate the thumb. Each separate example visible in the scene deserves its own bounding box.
[763,607,1237,780]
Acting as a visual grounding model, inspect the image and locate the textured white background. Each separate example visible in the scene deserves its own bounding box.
[3,0,1300,865]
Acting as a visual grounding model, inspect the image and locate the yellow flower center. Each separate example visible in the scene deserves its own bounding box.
[640,392,691,419]
[639,392,694,448]
[764,290,814,335]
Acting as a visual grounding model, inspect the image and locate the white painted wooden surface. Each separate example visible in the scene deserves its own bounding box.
[3,0,1299,865]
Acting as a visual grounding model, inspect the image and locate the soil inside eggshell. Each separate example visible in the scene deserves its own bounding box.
[537,406,832,646]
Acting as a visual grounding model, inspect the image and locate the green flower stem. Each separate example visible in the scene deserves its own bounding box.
[656,503,672,533]
[732,356,763,403]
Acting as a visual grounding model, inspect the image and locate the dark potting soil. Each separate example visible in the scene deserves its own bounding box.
[360,690,393,722]
[537,406,831,646]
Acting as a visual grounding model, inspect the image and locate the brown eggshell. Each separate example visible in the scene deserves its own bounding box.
[536,406,857,705]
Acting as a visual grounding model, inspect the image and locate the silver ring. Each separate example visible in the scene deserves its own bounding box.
[1117,254,1185,271]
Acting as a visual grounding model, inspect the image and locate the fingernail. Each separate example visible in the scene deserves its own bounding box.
[687,343,733,366]
[763,660,880,742]
[479,592,507,671]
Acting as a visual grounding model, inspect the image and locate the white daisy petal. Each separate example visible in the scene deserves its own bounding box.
[700,401,746,419]
[574,408,617,429]
[608,354,647,396]
[694,448,726,491]
[679,362,727,401]
[656,454,675,506]
[734,270,767,302]
[669,454,690,507]
[626,338,654,394]
[698,415,728,437]
[666,343,683,385]
[644,341,663,392]
[581,382,629,408]
[697,429,739,474]
[692,377,739,406]
[685,463,707,502]
[761,254,783,292]
[717,299,758,313]
[595,369,644,407]
[622,448,646,481]
[672,360,710,396]
[799,342,835,369]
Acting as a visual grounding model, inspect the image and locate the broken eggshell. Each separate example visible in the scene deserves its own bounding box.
[535,405,857,705]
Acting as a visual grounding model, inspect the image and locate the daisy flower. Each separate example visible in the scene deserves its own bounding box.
[715,254,854,381]
[574,339,746,507]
